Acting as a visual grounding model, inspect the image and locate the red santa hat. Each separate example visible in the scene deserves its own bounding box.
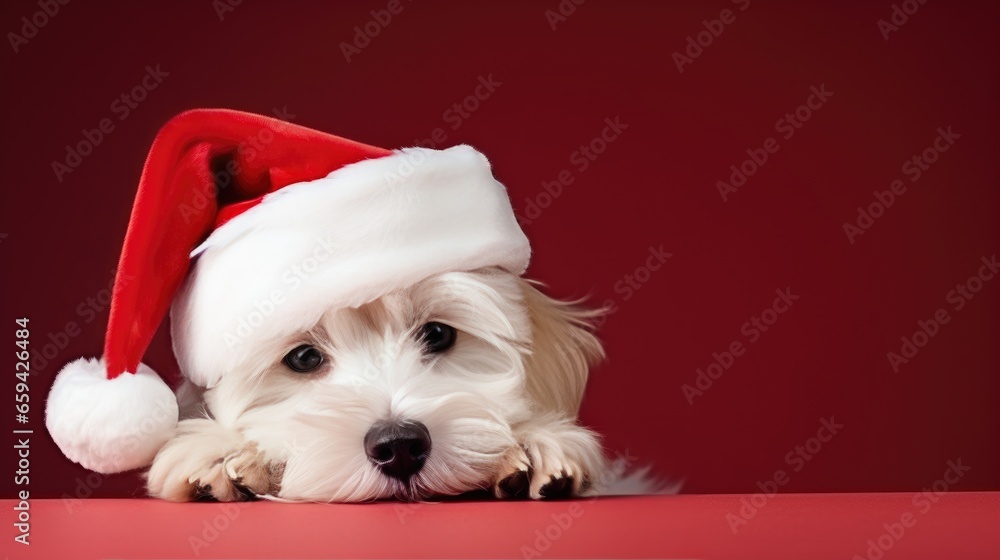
[45,109,530,474]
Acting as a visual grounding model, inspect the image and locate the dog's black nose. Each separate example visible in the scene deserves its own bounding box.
[364,420,431,480]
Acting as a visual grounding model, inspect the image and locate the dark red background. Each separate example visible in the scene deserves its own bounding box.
[2,0,997,499]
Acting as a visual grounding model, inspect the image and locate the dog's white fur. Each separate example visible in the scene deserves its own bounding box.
[146,268,608,502]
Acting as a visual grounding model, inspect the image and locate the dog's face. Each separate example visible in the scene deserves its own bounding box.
[150,264,608,502]
[204,268,535,501]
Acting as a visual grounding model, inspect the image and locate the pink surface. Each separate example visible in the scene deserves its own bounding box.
[5,493,998,559]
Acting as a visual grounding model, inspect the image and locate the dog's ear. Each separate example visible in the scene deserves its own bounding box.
[520,280,604,417]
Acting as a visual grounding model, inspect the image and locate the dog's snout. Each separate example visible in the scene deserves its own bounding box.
[364,420,431,480]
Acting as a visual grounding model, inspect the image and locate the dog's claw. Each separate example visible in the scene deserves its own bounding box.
[539,475,574,499]
[234,483,258,501]
[193,484,216,501]
[173,443,279,502]
[497,470,530,499]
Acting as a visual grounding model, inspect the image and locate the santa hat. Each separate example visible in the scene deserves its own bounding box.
[45,109,530,474]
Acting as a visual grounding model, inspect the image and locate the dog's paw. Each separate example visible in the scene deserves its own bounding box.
[493,445,532,499]
[539,473,575,499]
[190,443,281,502]
[146,419,281,502]
[225,444,284,496]
[515,417,608,500]
[524,443,586,500]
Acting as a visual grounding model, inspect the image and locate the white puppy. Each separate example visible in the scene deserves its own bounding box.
[42,111,622,504]
[146,268,608,502]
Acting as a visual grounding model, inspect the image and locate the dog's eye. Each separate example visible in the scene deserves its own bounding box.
[283,344,325,373]
[419,322,456,354]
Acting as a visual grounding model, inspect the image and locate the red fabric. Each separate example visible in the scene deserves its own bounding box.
[103,109,391,378]
[9,493,998,559]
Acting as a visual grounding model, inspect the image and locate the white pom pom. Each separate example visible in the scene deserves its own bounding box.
[45,357,178,474]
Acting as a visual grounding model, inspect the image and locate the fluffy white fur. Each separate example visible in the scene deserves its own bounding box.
[46,358,178,473]
[172,145,530,388]
[147,269,610,502]
[141,143,620,502]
